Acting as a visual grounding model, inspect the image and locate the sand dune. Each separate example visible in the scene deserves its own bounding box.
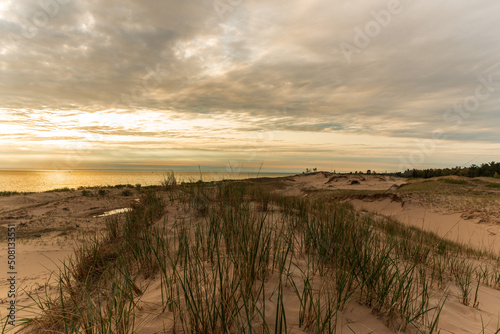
[2,175,500,333]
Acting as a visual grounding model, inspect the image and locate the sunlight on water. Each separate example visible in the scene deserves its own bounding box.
[0,170,294,192]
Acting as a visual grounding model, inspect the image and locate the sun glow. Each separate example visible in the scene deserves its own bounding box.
[0,1,12,21]
[0,2,7,13]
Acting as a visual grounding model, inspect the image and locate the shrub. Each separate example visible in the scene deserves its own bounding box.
[98,189,107,197]
[122,189,133,196]
[82,190,92,197]
[49,187,72,192]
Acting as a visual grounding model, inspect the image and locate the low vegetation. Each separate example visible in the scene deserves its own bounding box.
[439,178,467,185]
[14,176,500,333]
[121,189,133,196]
[0,191,23,197]
[47,187,74,192]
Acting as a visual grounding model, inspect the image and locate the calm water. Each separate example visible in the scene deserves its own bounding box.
[0,170,294,193]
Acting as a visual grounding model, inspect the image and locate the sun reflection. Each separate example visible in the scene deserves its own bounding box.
[36,170,73,190]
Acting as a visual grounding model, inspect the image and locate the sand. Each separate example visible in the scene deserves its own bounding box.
[2,175,500,333]
[0,188,138,325]
[277,172,405,196]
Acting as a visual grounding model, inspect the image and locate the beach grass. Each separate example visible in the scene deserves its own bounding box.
[13,176,500,333]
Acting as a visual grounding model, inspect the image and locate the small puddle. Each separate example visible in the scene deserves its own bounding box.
[94,208,131,218]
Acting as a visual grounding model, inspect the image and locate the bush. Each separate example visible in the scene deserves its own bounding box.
[494,172,500,179]
[98,189,107,196]
[121,189,133,196]
[82,190,92,197]
[49,187,72,192]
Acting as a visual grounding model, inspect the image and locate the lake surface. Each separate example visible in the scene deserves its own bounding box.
[0,170,295,193]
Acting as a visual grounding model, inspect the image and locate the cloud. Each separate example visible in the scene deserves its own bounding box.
[1,0,500,171]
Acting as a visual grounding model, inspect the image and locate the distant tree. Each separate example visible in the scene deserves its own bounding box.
[397,161,500,179]
[367,170,371,174]
[313,168,317,172]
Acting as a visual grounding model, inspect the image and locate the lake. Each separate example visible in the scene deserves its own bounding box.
[0,170,294,193]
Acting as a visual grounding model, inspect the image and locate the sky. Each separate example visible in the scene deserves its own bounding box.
[1,0,500,173]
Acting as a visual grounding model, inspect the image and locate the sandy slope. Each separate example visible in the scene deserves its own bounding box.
[0,188,138,327]
[278,173,500,333]
[278,173,500,253]
[2,175,500,333]
[350,198,500,255]
[277,172,405,196]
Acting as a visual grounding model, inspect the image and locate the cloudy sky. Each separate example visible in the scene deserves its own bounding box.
[1,0,500,172]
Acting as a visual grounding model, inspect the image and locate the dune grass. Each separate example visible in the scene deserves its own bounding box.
[13,178,500,333]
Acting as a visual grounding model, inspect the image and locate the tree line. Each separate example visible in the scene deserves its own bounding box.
[395,161,500,179]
